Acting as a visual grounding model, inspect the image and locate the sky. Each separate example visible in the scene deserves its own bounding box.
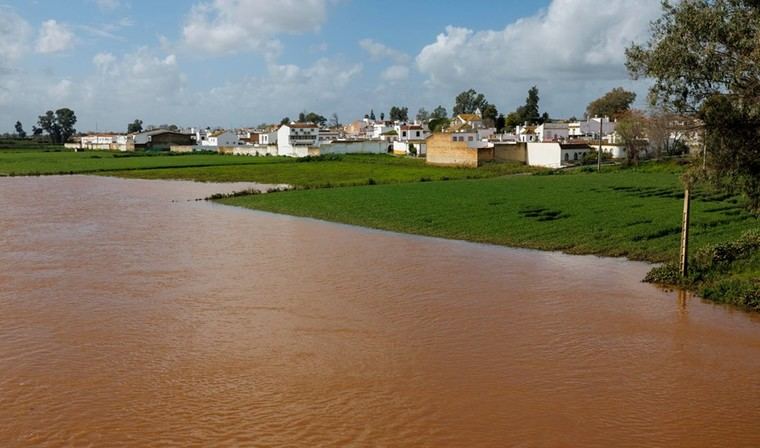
[0,0,664,133]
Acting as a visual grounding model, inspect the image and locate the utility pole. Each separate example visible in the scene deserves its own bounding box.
[597,117,603,172]
[679,186,691,277]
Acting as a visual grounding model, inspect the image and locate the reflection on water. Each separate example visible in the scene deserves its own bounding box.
[1,175,760,447]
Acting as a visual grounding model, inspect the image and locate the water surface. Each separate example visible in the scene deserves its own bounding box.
[1,175,760,447]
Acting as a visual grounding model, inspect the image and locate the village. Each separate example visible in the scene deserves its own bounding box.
[67,106,702,170]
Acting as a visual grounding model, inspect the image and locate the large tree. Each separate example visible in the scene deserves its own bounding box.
[431,105,448,119]
[453,89,488,115]
[626,0,760,210]
[616,110,649,166]
[586,87,637,119]
[127,119,143,134]
[37,110,76,144]
[389,106,409,122]
[508,86,542,126]
[416,107,430,123]
[14,121,26,138]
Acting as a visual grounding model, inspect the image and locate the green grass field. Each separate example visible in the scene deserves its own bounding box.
[0,151,539,186]
[219,170,758,264]
[0,150,288,176]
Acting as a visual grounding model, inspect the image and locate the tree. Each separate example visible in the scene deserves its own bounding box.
[298,111,307,122]
[280,117,291,125]
[55,108,77,143]
[586,87,637,119]
[431,105,447,119]
[304,112,327,126]
[127,119,143,134]
[453,89,490,115]
[416,107,430,123]
[504,111,522,131]
[329,113,340,128]
[428,118,450,133]
[520,86,541,124]
[389,106,409,122]
[480,103,499,127]
[495,114,506,133]
[647,109,694,159]
[380,112,385,121]
[369,109,376,121]
[37,111,58,143]
[14,121,26,138]
[626,0,760,210]
[616,110,649,166]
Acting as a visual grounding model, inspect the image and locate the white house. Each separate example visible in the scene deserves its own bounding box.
[371,121,395,139]
[395,124,429,141]
[535,123,569,142]
[569,117,616,138]
[452,112,483,130]
[258,129,278,145]
[515,124,538,142]
[277,123,319,157]
[203,130,239,147]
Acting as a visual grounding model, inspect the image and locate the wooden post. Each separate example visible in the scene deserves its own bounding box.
[679,187,691,276]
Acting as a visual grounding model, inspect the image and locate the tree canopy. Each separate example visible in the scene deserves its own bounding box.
[504,86,544,129]
[127,119,143,134]
[431,105,448,119]
[586,87,636,119]
[626,0,760,210]
[389,106,409,122]
[36,108,77,144]
[14,121,25,138]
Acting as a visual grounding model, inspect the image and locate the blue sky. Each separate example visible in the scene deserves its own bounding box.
[1,0,663,132]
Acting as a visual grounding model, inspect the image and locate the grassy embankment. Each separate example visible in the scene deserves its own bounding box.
[0,151,540,186]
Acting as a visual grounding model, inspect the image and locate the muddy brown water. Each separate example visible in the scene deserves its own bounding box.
[1,175,760,447]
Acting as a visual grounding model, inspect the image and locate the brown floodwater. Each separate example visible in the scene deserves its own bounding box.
[1,175,760,447]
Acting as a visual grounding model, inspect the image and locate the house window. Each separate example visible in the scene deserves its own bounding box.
[468,136,474,141]
[403,131,407,137]
[564,153,569,162]
[416,131,420,137]
[574,152,579,160]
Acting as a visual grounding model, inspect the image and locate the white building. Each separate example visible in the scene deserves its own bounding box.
[258,129,278,145]
[535,123,569,142]
[515,124,538,143]
[526,142,590,168]
[202,130,239,147]
[395,124,428,141]
[371,122,394,139]
[277,123,319,157]
[568,117,616,138]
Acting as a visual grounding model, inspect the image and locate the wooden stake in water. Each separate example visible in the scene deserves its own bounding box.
[679,188,691,276]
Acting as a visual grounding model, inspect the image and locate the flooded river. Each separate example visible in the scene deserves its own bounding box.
[2,175,760,447]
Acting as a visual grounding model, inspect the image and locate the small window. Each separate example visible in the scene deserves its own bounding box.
[468,136,474,142]
[564,153,569,161]
[574,152,579,160]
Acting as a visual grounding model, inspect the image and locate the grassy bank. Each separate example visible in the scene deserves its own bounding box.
[218,169,758,264]
[646,230,760,310]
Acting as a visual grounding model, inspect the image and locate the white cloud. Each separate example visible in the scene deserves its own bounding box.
[359,38,410,64]
[201,58,362,124]
[36,20,75,54]
[182,0,329,55]
[381,65,409,82]
[415,0,661,115]
[0,7,32,63]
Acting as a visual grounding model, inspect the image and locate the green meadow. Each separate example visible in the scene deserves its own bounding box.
[219,169,756,263]
[0,151,539,186]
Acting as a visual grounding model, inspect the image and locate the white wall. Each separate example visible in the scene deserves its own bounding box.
[319,141,387,155]
[526,143,562,168]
